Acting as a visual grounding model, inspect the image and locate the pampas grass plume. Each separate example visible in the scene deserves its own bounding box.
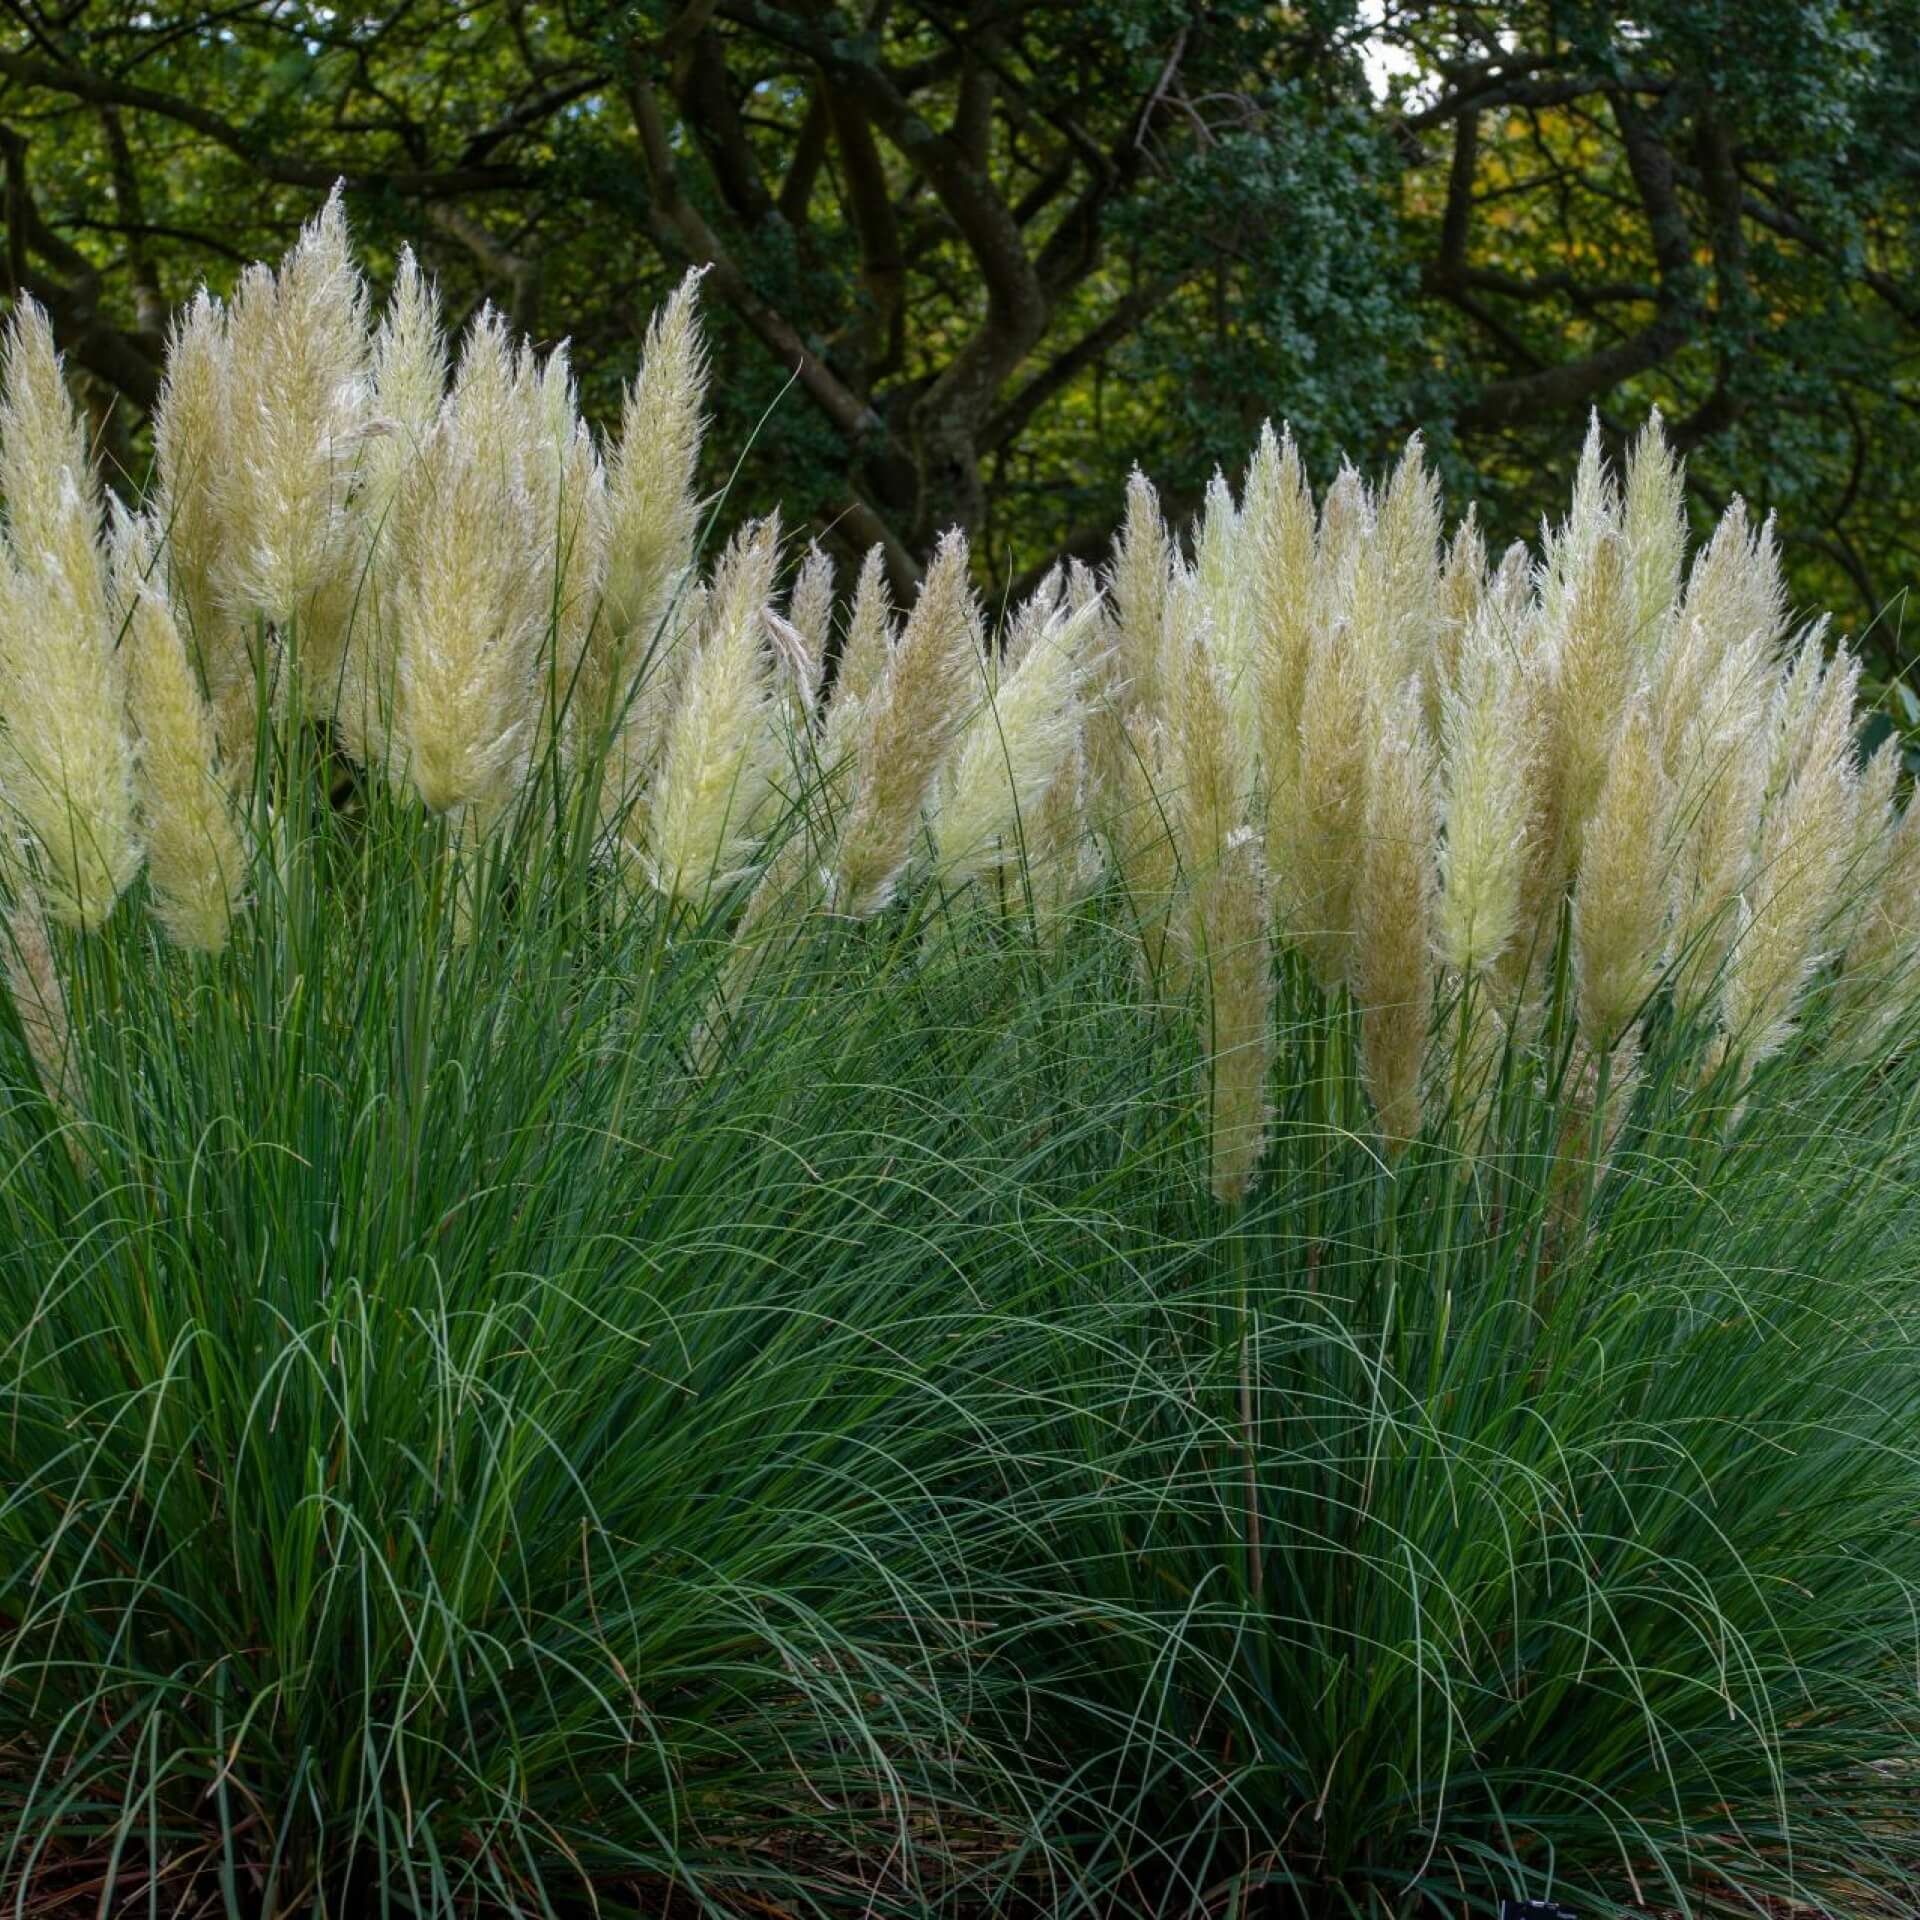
[1549,526,1634,869]
[1165,573,1242,875]
[834,532,980,917]
[1719,648,1861,1068]
[1356,683,1435,1149]
[0,301,140,929]
[1666,642,1771,1019]
[3,881,80,1139]
[648,516,780,900]
[216,185,370,629]
[1572,697,1668,1048]
[1002,564,1063,678]
[1195,824,1272,1208]
[1313,462,1371,636]
[1428,505,1486,737]
[936,596,1099,888]
[1836,781,1920,1054]
[830,545,894,722]
[1370,433,1444,692]
[391,315,545,815]
[1288,620,1369,986]
[782,543,834,718]
[1623,406,1684,652]
[150,289,233,661]
[603,268,709,680]
[114,515,247,953]
[1245,422,1316,882]
[1111,470,1171,719]
[1436,615,1533,979]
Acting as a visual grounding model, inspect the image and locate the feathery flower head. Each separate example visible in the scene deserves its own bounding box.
[1437,610,1535,979]
[2,879,82,1150]
[1548,527,1634,872]
[1370,432,1444,692]
[335,252,448,768]
[1482,540,1535,647]
[1666,640,1771,1019]
[782,542,835,713]
[1164,569,1244,876]
[1287,618,1370,985]
[1428,504,1486,734]
[0,298,109,638]
[390,310,556,816]
[602,267,710,678]
[1002,563,1064,679]
[1719,658,1860,1072]
[1192,470,1256,764]
[1836,779,1920,1055]
[1109,469,1171,718]
[151,288,233,654]
[763,607,819,730]
[833,530,980,917]
[1193,823,1272,1209]
[372,252,446,416]
[111,510,248,953]
[1572,695,1669,1048]
[0,302,140,928]
[365,248,447,521]
[820,544,894,785]
[1245,422,1316,791]
[648,514,781,901]
[216,184,372,629]
[1622,405,1684,653]
[1312,461,1372,634]
[935,595,1100,888]
[1541,412,1620,634]
[831,545,894,721]
[1356,680,1436,1151]
[1655,500,1785,770]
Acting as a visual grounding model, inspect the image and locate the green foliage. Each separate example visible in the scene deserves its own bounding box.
[0,754,1082,1911]
[0,1,1912,637]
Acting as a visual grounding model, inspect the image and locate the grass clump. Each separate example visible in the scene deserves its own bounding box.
[2,200,1920,1917]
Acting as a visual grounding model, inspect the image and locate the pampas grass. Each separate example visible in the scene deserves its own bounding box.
[4,201,1920,1920]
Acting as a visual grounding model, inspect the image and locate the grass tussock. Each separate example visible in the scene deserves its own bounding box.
[2,202,1919,1918]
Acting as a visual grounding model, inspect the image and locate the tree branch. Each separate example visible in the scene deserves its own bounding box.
[424,203,542,338]
[823,490,923,596]
[457,72,605,168]
[1736,182,1920,326]
[819,73,905,389]
[0,46,532,197]
[983,276,1183,454]
[777,84,829,226]
[99,107,165,338]
[720,0,1046,348]
[0,123,160,408]
[1451,91,1701,433]
[1405,70,1669,135]
[674,26,775,223]
[621,47,888,454]
[1437,105,1476,276]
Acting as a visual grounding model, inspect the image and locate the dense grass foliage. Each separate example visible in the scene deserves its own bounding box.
[989,1027,1920,1912]
[5,760,1920,1915]
[0,777,1107,1913]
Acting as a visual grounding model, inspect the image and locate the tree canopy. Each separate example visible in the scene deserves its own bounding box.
[0,0,1913,645]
